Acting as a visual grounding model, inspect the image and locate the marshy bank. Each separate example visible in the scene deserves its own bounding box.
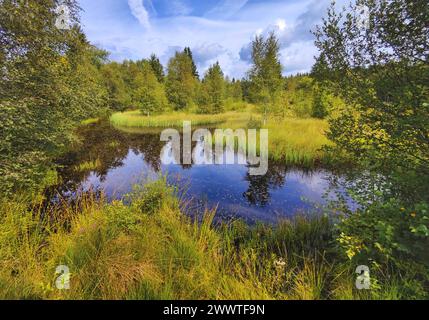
[0,179,420,300]
[1,120,426,299]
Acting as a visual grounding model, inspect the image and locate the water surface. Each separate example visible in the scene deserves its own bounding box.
[53,122,350,223]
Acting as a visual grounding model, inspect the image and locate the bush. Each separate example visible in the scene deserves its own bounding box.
[337,199,429,297]
[130,179,175,215]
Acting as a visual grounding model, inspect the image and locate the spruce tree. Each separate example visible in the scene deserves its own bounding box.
[149,54,165,83]
[199,62,225,114]
[166,51,198,110]
[184,47,199,79]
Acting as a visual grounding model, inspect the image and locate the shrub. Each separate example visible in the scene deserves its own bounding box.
[337,199,429,298]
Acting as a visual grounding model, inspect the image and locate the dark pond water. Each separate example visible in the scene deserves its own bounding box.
[51,121,352,223]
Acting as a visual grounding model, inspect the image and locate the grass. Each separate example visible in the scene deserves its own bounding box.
[110,110,229,128]
[73,159,102,172]
[110,109,331,166]
[0,179,422,300]
[81,118,100,126]
[217,115,332,166]
[266,118,332,165]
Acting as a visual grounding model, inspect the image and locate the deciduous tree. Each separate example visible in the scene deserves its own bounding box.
[248,32,283,123]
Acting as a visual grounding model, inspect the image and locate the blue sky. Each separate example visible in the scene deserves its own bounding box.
[78,0,344,78]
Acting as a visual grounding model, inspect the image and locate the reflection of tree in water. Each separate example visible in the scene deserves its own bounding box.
[243,163,318,207]
[52,121,165,196]
[50,121,333,211]
[52,122,205,198]
[243,162,285,206]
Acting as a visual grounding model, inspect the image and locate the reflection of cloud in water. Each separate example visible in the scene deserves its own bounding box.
[78,150,351,221]
[160,141,178,165]
[285,170,329,197]
[55,123,355,223]
[192,139,213,165]
[81,150,159,199]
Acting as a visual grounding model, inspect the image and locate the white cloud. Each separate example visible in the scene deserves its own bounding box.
[80,0,337,78]
[280,41,318,75]
[128,0,150,29]
[193,43,227,66]
[275,19,287,32]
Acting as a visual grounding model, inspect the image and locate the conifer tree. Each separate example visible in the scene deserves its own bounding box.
[166,51,198,110]
[184,47,199,79]
[199,62,225,114]
[149,54,165,83]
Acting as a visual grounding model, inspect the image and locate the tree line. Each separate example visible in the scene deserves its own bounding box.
[0,1,297,194]
[101,49,243,115]
[100,35,329,118]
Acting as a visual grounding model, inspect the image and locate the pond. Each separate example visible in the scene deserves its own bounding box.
[51,121,352,224]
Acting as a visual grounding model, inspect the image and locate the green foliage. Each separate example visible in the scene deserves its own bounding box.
[338,200,429,264]
[279,75,344,119]
[165,51,198,110]
[101,62,132,111]
[0,0,108,195]
[134,62,169,115]
[198,62,226,114]
[314,0,429,279]
[282,75,314,117]
[337,199,429,298]
[130,178,172,215]
[183,47,199,79]
[312,86,330,119]
[148,54,165,83]
[314,0,429,201]
[101,57,168,114]
[1,180,426,300]
[247,32,283,120]
[229,79,243,99]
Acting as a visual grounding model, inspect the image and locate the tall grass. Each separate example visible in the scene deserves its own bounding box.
[0,180,418,300]
[266,118,332,166]
[73,159,102,172]
[110,110,228,128]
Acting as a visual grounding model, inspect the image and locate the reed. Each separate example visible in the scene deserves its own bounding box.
[0,180,416,300]
[110,110,227,128]
[73,158,102,172]
[267,117,332,166]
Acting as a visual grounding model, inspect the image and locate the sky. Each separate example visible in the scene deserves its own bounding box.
[78,0,346,78]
